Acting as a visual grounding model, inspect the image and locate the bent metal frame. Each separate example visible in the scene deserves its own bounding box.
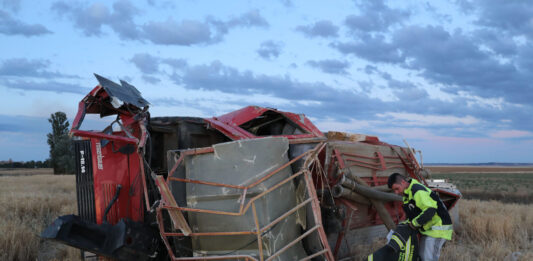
[151,142,334,261]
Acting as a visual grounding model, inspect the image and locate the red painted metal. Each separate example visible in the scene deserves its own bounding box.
[71,130,138,144]
[69,83,147,225]
[204,105,324,140]
[85,133,144,224]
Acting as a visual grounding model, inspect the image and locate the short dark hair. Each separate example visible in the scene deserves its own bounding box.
[387,173,406,188]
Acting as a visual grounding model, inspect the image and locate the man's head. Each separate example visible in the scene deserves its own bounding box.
[388,173,409,195]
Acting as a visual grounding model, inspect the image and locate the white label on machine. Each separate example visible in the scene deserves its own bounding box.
[95,142,104,170]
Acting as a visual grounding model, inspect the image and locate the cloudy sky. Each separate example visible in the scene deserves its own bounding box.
[1,0,532,163]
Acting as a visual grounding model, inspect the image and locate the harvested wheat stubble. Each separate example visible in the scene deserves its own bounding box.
[433,172,533,204]
[4,171,533,260]
[0,174,80,261]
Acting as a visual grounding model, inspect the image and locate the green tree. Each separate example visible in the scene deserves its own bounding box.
[47,112,75,174]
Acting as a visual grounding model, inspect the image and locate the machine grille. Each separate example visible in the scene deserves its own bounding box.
[74,140,96,223]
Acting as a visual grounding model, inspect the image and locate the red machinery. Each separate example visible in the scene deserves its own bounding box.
[42,75,460,260]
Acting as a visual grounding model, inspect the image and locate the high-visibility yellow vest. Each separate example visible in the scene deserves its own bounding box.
[403,179,453,240]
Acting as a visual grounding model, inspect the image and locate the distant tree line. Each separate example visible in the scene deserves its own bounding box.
[0,159,50,168]
[1,111,75,174]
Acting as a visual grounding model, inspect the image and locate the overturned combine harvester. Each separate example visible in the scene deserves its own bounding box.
[42,75,460,260]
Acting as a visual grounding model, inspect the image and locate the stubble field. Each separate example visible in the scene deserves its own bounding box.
[0,169,79,261]
[428,165,533,204]
[2,167,533,260]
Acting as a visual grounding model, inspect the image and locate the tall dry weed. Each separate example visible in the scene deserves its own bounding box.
[440,199,533,261]
[0,174,80,261]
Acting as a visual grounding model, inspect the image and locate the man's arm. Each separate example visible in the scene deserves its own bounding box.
[411,189,437,228]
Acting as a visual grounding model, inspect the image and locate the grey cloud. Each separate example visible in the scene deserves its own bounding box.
[130,53,188,75]
[162,58,188,69]
[517,43,533,73]
[0,58,75,78]
[306,59,350,75]
[0,58,49,76]
[142,19,212,45]
[333,25,533,107]
[207,10,269,43]
[142,75,161,84]
[108,0,141,39]
[52,1,109,36]
[128,57,391,120]
[257,41,283,60]
[177,61,338,99]
[296,20,339,38]
[384,75,429,101]
[54,1,268,46]
[142,10,268,46]
[131,57,531,134]
[357,80,374,93]
[472,0,533,38]
[1,0,21,12]
[329,23,533,132]
[392,87,428,101]
[386,78,416,90]
[224,10,269,28]
[363,65,378,75]
[130,53,160,74]
[1,79,88,94]
[331,34,404,63]
[474,29,517,56]
[392,26,527,102]
[455,0,475,14]
[166,60,393,120]
[125,53,531,134]
[0,10,52,36]
[345,0,410,33]
[52,0,140,39]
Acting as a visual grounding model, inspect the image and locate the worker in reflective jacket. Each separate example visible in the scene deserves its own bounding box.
[388,173,453,261]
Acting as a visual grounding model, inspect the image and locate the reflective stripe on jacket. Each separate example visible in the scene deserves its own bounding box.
[403,179,453,240]
[367,223,419,261]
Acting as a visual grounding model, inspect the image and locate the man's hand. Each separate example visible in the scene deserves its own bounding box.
[407,222,419,231]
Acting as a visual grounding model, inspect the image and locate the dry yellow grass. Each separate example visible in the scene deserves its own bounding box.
[0,174,80,261]
[4,170,533,260]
